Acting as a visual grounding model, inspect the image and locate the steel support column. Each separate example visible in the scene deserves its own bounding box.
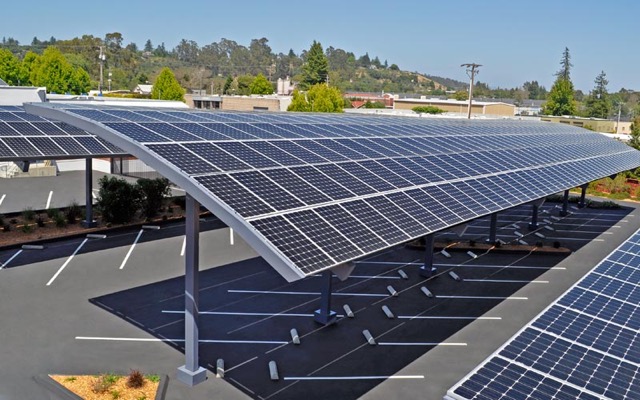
[82,158,97,228]
[560,189,569,217]
[420,234,437,278]
[578,184,588,208]
[314,269,337,325]
[177,194,207,386]
[528,204,539,231]
[487,213,497,243]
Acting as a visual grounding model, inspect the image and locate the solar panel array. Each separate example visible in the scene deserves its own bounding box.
[446,227,640,400]
[26,104,640,279]
[0,105,125,160]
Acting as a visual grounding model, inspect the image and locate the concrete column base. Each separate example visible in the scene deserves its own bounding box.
[314,309,337,325]
[177,365,207,386]
[82,220,97,228]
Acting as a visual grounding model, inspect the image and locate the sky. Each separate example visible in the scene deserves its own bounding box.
[3,0,639,92]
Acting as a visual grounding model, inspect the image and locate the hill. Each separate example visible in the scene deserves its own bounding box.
[0,34,453,96]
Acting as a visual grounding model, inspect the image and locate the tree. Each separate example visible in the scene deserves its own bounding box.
[144,39,153,53]
[412,106,445,114]
[584,71,611,119]
[137,177,171,219]
[97,176,141,224]
[556,47,572,81]
[223,75,233,94]
[288,84,344,113]
[453,91,468,101]
[389,64,399,71]
[300,41,328,89]
[236,75,254,95]
[0,48,20,85]
[104,32,123,49]
[250,73,273,95]
[19,51,38,85]
[151,67,185,101]
[629,116,640,150]
[541,78,577,116]
[523,81,547,100]
[30,47,77,94]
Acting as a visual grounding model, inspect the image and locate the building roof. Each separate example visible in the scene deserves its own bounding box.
[395,98,514,107]
[26,103,640,283]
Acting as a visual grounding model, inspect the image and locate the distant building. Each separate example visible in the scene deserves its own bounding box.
[185,94,292,112]
[276,77,294,95]
[393,97,515,117]
[540,115,632,134]
[133,84,153,95]
[344,92,394,108]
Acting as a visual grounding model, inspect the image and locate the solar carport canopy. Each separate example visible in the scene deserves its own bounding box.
[0,105,125,160]
[25,103,640,281]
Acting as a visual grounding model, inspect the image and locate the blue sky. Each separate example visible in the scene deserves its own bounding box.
[4,0,639,92]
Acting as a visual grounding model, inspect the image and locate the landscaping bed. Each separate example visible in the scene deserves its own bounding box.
[38,371,167,400]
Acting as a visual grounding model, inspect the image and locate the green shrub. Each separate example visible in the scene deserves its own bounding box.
[0,214,4,226]
[608,192,629,200]
[54,213,67,228]
[600,200,621,209]
[22,207,36,221]
[46,208,60,219]
[137,177,171,219]
[412,105,445,115]
[92,373,119,393]
[173,196,186,211]
[146,374,160,383]
[65,201,82,224]
[97,176,142,224]
[36,216,45,228]
[2,224,10,232]
[21,224,34,233]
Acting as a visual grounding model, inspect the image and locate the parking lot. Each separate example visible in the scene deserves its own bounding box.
[0,199,637,399]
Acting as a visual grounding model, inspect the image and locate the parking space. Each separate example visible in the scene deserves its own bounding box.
[0,200,636,400]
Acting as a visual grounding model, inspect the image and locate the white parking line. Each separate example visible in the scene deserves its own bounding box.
[45,191,53,209]
[310,274,401,280]
[397,316,501,320]
[75,336,287,344]
[91,190,98,200]
[378,342,467,346]
[180,236,186,256]
[230,228,234,245]
[162,310,345,318]
[228,289,388,297]
[355,261,564,270]
[0,249,22,269]
[283,375,424,381]
[463,279,549,283]
[436,295,528,300]
[119,229,144,269]
[46,238,88,286]
[0,194,5,209]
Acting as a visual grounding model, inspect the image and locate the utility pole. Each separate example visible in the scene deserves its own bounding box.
[616,102,622,134]
[98,46,105,95]
[461,63,481,119]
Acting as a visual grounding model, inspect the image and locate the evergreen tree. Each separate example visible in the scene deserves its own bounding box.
[542,78,577,116]
[223,75,233,94]
[151,67,185,101]
[144,39,153,53]
[300,41,328,89]
[556,47,572,81]
[584,71,611,119]
[250,73,273,94]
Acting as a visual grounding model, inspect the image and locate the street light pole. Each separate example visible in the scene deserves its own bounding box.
[98,46,106,95]
[461,63,481,119]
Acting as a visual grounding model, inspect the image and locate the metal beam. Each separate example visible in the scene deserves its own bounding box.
[560,189,569,217]
[578,184,588,208]
[314,269,337,325]
[420,234,437,278]
[82,158,97,228]
[528,204,539,231]
[177,194,207,386]
[488,213,497,243]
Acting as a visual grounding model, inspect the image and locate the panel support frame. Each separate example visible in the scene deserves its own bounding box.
[177,194,207,386]
[560,189,570,217]
[578,183,588,208]
[314,269,337,325]
[82,157,97,228]
[420,234,437,278]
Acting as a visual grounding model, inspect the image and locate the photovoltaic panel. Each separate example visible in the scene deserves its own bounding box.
[24,103,640,282]
[446,227,640,400]
[0,106,126,160]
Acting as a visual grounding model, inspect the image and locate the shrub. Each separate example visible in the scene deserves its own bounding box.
[97,176,142,224]
[469,239,476,247]
[553,241,561,249]
[535,241,543,247]
[2,224,10,232]
[127,369,145,388]
[22,207,36,221]
[599,200,621,209]
[137,177,171,219]
[412,105,445,115]
[173,196,186,211]
[46,208,60,219]
[66,201,82,224]
[92,373,119,394]
[36,216,45,228]
[111,390,121,399]
[147,375,160,383]
[21,224,34,233]
[10,218,17,224]
[0,214,4,226]
[54,213,67,228]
